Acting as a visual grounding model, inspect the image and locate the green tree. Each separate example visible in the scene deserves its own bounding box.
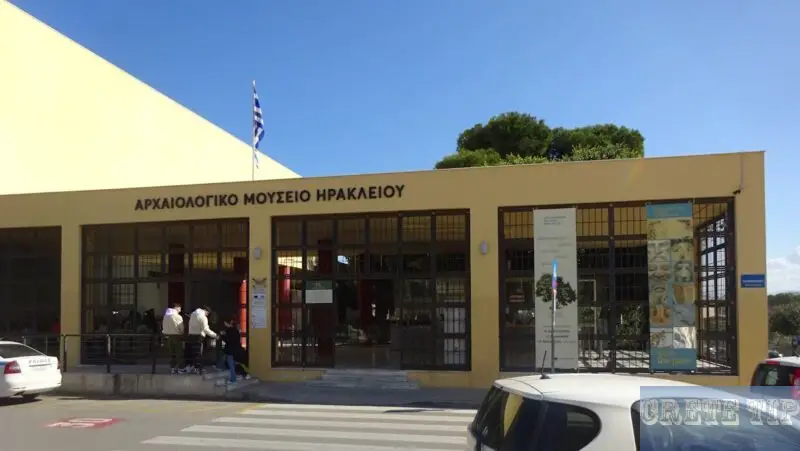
[769,303,800,336]
[434,149,504,169]
[768,292,800,310]
[435,112,645,168]
[534,273,577,309]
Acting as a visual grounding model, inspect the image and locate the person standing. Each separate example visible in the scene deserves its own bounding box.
[187,305,217,374]
[161,303,185,374]
[220,317,249,384]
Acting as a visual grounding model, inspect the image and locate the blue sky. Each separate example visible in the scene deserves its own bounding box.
[12,0,800,292]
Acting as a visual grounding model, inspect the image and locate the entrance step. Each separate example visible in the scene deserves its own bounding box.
[306,370,420,390]
[203,369,261,390]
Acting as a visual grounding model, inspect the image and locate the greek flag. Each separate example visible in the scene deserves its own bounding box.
[252,80,265,168]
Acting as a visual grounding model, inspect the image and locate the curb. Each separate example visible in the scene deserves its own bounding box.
[51,388,481,409]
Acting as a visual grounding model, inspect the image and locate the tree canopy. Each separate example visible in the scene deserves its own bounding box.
[434,112,645,169]
[770,303,800,337]
[769,292,800,310]
[768,292,800,338]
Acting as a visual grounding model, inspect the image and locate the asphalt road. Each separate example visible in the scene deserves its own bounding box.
[0,396,261,451]
[0,395,475,450]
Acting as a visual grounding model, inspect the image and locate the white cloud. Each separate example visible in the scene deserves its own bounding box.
[767,246,800,294]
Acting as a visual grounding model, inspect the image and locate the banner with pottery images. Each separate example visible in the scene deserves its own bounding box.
[646,203,697,371]
[534,208,579,370]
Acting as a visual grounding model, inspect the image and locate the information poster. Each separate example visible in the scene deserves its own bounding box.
[306,280,334,304]
[250,286,267,329]
[647,203,697,371]
[534,208,579,370]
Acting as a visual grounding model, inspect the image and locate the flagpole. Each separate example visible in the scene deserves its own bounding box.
[250,80,256,182]
[251,80,256,182]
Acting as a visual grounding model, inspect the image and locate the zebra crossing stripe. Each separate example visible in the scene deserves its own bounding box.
[211,416,467,432]
[142,435,453,451]
[180,424,466,445]
[241,408,472,423]
[247,403,477,414]
[142,404,475,450]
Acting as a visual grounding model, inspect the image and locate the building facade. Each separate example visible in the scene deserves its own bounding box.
[0,151,766,388]
[0,0,298,196]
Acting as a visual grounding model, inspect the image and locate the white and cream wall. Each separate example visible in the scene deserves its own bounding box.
[0,0,298,196]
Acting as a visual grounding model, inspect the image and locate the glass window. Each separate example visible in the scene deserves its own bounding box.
[401,216,431,242]
[504,248,534,272]
[307,219,334,246]
[436,250,467,273]
[275,250,303,277]
[221,220,248,248]
[751,364,793,386]
[137,224,163,253]
[0,343,44,358]
[502,211,533,240]
[369,217,397,244]
[435,214,467,241]
[192,222,220,250]
[337,218,365,245]
[469,385,542,450]
[536,402,601,450]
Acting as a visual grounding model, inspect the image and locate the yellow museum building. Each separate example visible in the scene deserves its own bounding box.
[0,152,768,388]
[0,1,767,388]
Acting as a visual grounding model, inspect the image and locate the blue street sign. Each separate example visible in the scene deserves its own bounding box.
[740,274,766,289]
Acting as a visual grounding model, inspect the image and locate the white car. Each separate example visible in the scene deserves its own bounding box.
[0,340,61,400]
[467,373,800,450]
[752,355,800,387]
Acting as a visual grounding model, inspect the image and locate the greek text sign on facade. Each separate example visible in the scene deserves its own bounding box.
[133,184,405,211]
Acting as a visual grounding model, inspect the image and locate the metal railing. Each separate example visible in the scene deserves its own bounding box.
[62,333,160,374]
[3,333,222,374]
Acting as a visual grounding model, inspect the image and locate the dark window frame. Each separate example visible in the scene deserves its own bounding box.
[498,198,738,375]
[270,210,471,371]
[79,219,249,364]
[0,227,62,342]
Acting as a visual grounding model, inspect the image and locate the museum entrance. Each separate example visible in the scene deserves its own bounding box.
[272,211,471,371]
[334,279,396,369]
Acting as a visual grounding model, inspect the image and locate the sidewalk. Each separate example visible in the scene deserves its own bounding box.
[230,380,487,408]
[58,365,487,408]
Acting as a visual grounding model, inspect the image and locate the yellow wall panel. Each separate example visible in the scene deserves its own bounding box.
[0,1,298,196]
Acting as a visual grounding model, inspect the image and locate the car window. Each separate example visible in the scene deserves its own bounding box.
[536,402,602,450]
[751,364,792,386]
[0,343,44,359]
[631,399,800,451]
[470,386,542,450]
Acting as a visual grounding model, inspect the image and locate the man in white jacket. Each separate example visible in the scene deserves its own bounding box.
[162,303,185,374]
[187,305,217,373]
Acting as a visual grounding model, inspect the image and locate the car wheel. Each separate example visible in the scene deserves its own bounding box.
[21,394,38,401]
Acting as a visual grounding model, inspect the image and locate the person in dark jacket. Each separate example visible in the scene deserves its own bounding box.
[220,317,249,383]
